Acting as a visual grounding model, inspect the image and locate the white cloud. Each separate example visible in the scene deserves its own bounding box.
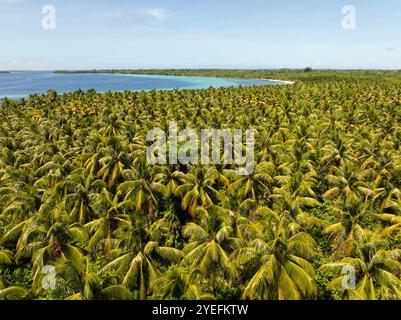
[103,8,168,23]
[146,8,167,20]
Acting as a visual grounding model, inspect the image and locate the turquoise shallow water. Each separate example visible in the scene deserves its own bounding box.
[0,71,284,99]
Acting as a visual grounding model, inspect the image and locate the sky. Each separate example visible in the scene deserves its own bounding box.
[0,0,400,70]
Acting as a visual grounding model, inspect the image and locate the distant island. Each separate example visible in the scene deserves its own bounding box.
[0,71,10,74]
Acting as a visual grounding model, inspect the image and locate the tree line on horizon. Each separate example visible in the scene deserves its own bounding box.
[53,68,401,83]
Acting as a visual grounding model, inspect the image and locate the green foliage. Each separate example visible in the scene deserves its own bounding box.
[2,70,401,300]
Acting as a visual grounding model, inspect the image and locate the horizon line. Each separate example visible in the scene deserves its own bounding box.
[2,68,401,72]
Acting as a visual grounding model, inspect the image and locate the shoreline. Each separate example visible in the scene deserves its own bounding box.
[0,72,295,99]
[54,70,296,85]
[258,78,295,85]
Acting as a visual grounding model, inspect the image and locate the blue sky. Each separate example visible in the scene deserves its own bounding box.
[0,0,400,70]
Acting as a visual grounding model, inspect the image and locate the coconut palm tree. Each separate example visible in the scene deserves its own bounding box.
[181,205,239,294]
[323,203,376,257]
[321,245,401,299]
[84,188,131,253]
[174,167,222,217]
[235,216,318,300]
[226,161,274,206]
[100,240,182,299]
[55,256,134,300]
[151,265,214,300]
[324,162,371,208]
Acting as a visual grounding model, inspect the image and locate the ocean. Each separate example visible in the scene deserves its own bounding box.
[0,71,283,99]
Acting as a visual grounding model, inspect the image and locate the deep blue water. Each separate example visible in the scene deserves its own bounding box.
[0,71,283,99]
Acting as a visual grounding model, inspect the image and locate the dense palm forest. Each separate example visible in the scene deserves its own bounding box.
[1,71,401,300]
